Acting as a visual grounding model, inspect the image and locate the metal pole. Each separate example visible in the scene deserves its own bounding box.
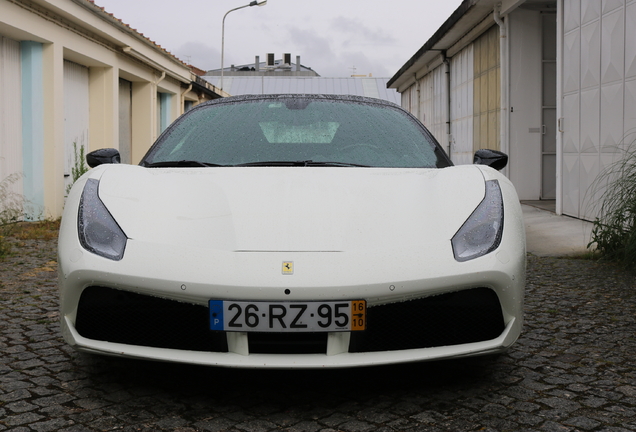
[220,1,267,91]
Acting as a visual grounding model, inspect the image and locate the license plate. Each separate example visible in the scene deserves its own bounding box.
[209,300,366,332]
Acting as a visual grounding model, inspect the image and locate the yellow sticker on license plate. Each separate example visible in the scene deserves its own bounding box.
[350,300,366,331]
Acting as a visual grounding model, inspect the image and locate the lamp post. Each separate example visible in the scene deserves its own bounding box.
[221,0,267,91]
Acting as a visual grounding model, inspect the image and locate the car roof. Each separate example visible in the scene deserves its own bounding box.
[199,94,402,109]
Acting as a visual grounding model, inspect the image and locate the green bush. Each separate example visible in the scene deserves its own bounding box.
[588,139,636,269]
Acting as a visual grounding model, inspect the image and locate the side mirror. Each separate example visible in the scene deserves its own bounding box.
[473,149,508,171]
[86,148,121,168]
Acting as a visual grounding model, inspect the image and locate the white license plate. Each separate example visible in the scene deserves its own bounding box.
[209,300,366,332]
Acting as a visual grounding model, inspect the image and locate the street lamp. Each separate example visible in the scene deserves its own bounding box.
[221,0,267,91]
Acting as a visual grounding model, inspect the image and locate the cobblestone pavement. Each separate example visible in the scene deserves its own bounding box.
[1,237,635,432]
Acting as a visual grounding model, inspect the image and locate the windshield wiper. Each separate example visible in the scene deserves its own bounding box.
[305,161,371,167]
[235,160,311,167]
[235,160,371,167]
[143,160,225,168]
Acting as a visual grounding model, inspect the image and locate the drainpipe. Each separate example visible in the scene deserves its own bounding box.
[415,73,421,122]
[443,51,452,160]
[181,83,193,115]
[494,3,509,176]
[152,71,166,142]
[156,71,166,84]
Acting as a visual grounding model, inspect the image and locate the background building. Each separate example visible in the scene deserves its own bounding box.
[388,0,636,220]
[0,0,223,218]
[204,53,401,104]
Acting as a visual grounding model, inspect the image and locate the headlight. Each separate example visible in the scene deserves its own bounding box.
[78,178,127,260]
[451,180,503,262]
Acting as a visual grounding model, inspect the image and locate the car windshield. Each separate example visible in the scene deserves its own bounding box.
[142,96,450,168]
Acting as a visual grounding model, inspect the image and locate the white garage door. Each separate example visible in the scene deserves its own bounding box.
[0,35,23,195]
[450,45,475,166]
[64,60,89,191]
[561,0,636,219]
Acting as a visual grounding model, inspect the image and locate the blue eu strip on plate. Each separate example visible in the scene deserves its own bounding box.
[209,300,225,331]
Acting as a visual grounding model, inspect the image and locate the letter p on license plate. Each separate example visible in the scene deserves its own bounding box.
[209,300,366,332]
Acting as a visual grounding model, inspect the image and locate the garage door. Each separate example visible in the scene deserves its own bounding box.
[0,35,23,196]
[63,60,89,191]
[561,0,636,219]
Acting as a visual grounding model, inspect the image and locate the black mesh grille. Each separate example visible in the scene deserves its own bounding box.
[349,288,505,353]
[75,286,228,352]
[75,286,503,355]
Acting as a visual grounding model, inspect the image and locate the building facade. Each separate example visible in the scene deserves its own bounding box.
[388,0,636,220]
[0,0,223,218]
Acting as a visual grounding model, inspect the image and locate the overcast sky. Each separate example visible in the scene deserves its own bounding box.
[95,0,463,78]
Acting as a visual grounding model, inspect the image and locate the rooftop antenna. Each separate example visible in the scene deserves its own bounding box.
[349,65,357,76]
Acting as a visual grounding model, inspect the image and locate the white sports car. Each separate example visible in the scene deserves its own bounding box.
[58,94,525,368]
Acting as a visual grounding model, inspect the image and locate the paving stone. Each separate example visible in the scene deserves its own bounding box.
[194,417,237,432]
[337,420,376,431]
[514,411,544,426]
[2,411,45,426]
[4,400,38,414]
[58,425,100,432]
[73,397,111,410]
[537,397,581,412]
[29,418,74,432]
[563,416,602,430]
[234,419,279,432]
[320,413,354,427]
[151,416,190,429]
[0,389,31,403]
[283,420,322,432]
[540,420,573,431]
[86,416,124,431]
[32,392,75,407]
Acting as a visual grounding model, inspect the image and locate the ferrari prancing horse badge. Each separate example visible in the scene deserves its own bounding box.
[282,261,294,275]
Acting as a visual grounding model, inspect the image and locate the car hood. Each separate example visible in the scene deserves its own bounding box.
[95,165,486,253]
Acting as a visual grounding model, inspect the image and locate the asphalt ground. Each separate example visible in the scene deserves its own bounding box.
[1,232,635,431]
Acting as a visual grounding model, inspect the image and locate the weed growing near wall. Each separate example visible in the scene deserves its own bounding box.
[0,173,24,258]
[66,141,89,195]
[588,138,636,269]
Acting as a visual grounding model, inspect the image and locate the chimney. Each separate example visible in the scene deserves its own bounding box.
[296,55,301,72]
[255,56,260,71]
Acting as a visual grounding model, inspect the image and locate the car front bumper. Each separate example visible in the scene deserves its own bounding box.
[59,232,525,368]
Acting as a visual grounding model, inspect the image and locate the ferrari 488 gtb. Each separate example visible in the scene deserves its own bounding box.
[58,94,525,368]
